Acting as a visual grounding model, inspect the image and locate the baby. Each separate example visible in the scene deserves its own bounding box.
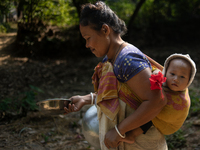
[120,53,197,144]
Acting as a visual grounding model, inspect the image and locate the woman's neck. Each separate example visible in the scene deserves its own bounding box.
[107,35,124,61]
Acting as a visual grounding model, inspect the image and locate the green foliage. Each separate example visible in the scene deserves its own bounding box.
[169,0,200,20]
[20,85,44,113]
[105,0,135,24]
[0,85,44,117]
[0,0,11,16]
[129,0,200,28]
[21,90,38,112]
[103,0,200,29]
[0,98,13,112]
[165,129,187,150]
[55,0,79,26]
[0,24,7,33]
[188,88,200,116]
[0,23,11,33]
[41,133,49,142]
[20,0,78,26]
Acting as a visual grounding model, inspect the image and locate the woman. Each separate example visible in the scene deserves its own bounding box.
[64,1,168,149]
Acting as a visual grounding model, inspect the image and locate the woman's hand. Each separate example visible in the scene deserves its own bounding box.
[64,93,95,114]
[104,127,121,148]
[64,95,86,114]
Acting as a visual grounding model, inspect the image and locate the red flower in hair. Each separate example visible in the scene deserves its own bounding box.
[149,71,166,99]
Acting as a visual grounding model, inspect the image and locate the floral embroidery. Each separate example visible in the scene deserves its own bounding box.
[166,92,189,110]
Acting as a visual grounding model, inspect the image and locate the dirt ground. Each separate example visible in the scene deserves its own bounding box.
[0,31,200,150]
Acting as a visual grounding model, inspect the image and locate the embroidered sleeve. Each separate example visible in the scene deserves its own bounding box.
[114,52,151,82]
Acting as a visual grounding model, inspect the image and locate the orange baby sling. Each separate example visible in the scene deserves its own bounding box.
[146,55,190,135]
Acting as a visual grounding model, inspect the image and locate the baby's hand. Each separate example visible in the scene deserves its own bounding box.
[120,127,143,144]
[120,131,136,144]
[152,69,160,75]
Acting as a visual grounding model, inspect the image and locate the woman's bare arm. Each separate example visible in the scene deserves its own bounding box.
[117,67,167,135]
[104,67,167,148]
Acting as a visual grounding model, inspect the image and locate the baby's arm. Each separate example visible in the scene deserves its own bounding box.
[152,68,160,75]
[120,121,153,144]
[120,127,143,144]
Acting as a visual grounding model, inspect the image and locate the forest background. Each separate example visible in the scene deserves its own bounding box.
[0,0,200,150]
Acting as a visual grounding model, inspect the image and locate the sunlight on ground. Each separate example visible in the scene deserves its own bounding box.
[0,33,17,50]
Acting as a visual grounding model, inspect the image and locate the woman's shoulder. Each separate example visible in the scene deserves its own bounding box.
[116,44,149,65]
[121,44,143,55]
[114,44,152,82]
[117,44,147,61]
[102,44,146,63]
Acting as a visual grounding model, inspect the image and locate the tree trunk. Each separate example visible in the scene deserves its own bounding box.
[72,0,92,18]
[126,0,146,41]
[17,0,24,21]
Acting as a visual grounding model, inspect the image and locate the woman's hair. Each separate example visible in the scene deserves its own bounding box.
[80,1,127,36]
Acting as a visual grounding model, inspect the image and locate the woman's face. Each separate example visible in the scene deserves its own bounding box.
[166,59,191,91]
[80,25,109,58]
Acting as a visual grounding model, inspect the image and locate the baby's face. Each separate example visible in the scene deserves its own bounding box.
[166,58,191,91]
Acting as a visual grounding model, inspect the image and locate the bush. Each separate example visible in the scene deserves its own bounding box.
[0,85,43,120]
[0,23,7,33]
[188,88,200,116]
[0,23,11,33]
[166,129,187,150]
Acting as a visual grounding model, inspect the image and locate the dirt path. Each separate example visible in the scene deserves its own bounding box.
[0,33,17,64]
[0,33,17,49]
[0,32,99,150]
[0,31,200,150]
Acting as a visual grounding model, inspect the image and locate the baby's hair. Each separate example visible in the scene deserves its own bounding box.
[80,1,127,36]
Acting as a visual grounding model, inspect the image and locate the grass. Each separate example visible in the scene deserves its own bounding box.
[166,129,187,150]
[188,88,200,117]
